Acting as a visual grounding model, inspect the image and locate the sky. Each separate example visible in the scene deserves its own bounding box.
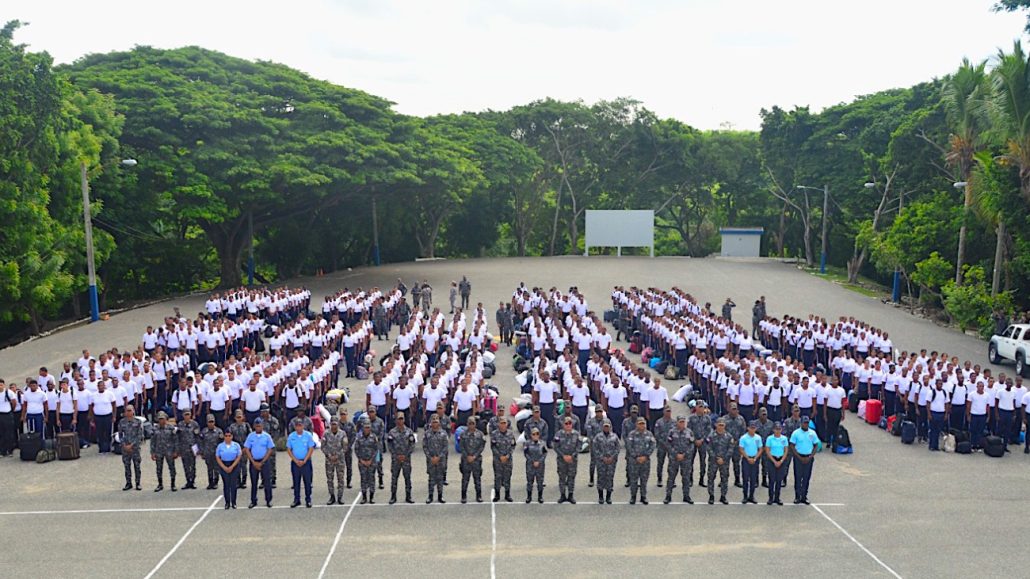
[7,0,1028,130]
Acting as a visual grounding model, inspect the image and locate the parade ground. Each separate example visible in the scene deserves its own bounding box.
[1,256,1023,579]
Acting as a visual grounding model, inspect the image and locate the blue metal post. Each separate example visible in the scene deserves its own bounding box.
[892,270,901,303]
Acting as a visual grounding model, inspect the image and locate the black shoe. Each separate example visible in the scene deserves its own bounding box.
[708,496,714,504]
[171,484,177,492]
[443,481,449,486]
[741,498,748,504]
[776,500,783,506]
[734,481,742,488]
[793,498,800,504]
[136,483,142,491]
[767,499,774,505]
[306,501,312,508]
[224,504,231,510]
[684,495,693,504]
[599,490,605,504]
[461,495,468,504]
[657,478,662,487]
[663,496,671,504]
[605,491,612,504]
[567,494,575,505]
[347,483,353,489]
[368,492,375,505]
[640,497,648,505]
[526,494,532,504]
[429,495,435,504]
[405,494,414,504]
[801,498,810,505]
[537,493,543,504]
[390,495,397,505]
[629,496,636,505]
[699,480,706,488]
[248,502,256,509]
[154,485,163,493]
[476,493,483,503]
[239,483,246,489]
[719,496,728,505]
[328,495,337,506]
[588,480,594,488]
[267,501,273,508]
[123,483,132,491]
[505,492,512,503]
[291,501,301,508]
[438,493,446,504]
[624,482,630,488]
[378,481,384,490]
[493,491,500,503]
[558,494,567,504]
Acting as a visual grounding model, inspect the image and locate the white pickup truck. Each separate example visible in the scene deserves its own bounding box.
[988,323,1030,377]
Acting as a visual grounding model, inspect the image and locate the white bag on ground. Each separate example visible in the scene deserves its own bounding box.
[672,384,693,403]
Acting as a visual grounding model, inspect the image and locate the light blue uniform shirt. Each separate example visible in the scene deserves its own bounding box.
[766,434,789,458]
[738,433,763,458]
[244,431,275,461]
[287,430,316,461]
[789,429,820,455]
[216,441,241,462]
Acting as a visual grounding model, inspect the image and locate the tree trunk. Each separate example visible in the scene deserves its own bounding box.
[217,241,244,289]
[548,183,563,256]
[776,202,787,257]
[992,220,1005,296]
[955,179,972,285]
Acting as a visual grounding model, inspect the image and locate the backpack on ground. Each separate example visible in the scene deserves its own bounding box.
[836,425,852,448]
[900,421,916,444]
[984,435,1006,457]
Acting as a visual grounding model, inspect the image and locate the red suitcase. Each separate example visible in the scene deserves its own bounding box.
[865,399,883,426]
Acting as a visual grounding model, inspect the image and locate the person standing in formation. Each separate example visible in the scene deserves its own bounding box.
[117,405,144,491]
[553,416,580,504]
[459,416,486,504]
[626,417,656,505]
[490,417,516,502]
[524,428,547,504]
[323,417,349,506]
[664,415,695,504]
[592,419,620,504]
[387,414,416,505]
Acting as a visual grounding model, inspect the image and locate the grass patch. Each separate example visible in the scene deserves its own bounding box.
[803,266,886,298]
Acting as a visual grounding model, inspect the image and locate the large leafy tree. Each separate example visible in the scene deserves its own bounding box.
[64,46,400,287]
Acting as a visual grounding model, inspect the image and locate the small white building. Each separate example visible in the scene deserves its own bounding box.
[719,227,764,257]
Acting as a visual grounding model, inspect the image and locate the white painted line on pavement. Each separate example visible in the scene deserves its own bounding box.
[490,487,497,579]
[143,496,220,579]
[811,504,902,579]
[317,493,361,579]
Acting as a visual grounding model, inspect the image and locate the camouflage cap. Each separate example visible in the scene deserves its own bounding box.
[206,414,216,422]
[594,406,604,413]
[563,417,573,424]
[602,419,612,427]
[530,427,540,435]
[676,415,686,423]
[157,411,168,419]
[635,417,646,424]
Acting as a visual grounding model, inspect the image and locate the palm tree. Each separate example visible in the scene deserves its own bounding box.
[987,41,1030,295]
[942,58,988,285]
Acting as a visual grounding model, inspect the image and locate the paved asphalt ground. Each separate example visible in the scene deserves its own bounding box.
[1,257,1024,579]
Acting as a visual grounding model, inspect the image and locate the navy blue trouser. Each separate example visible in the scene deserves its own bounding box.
[292,460,313,503]
[250,460,273,504]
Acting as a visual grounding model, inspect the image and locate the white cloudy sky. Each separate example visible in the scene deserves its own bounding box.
[8,0,1027,130]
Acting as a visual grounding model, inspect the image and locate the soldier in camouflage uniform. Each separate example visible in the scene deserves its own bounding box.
[706,418,735,504]
[585,406,605,487]
[366,407,387,489]
[559,404,580,435]
[353,419,379,504]
[723,403,747,488]
[322,417,349,505]
[522,406,548,446]
[423,415,449,503]
[626,417,656,505]
[373,302,389,341]
[421,282,433,311]
[259,404,281,488]
[523,428,547,503]
[490,417,516,502]
[176,409,201,490]
[459,416,486,503]
[487,406,506,436]
[781,405,803,486]
[199,414,224,490]
[337,408,356,489]
[621,405,640,487]
[591,419,620,504]
[117,405,144,491]
[754,407,774,487]
[653,406,675,488]
[687,403,713,488]
[553,416,581,504]
[386,413,416,504]
[664,415,696,504]
[227,410,253,489]
[150,411,179,492]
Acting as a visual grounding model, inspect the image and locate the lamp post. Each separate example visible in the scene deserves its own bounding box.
[82,158,137,322]
[796,185,830,274]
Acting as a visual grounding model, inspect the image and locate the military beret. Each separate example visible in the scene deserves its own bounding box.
[259,403,270,411]
[206,414,216,422]
[254,418,264,426]
[748,420,758,428]
[635,417,646,424]
[157,411,168,419]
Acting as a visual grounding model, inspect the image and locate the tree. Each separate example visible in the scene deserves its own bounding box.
[994,0,1030,32]
[942,59,989,284]
[65,46,401,287]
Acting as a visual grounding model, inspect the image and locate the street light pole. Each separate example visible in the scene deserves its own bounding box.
[820,184,829,274]
[81,162,100,323]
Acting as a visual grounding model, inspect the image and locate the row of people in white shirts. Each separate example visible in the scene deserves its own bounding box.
[760,316,894,357]
[321,288,399,317]
[522,312,613,354]
[394,307,491,355]
[512,286,590,318]
[616,286,756,353]
[364,351,493,414]
[205,287,311,317]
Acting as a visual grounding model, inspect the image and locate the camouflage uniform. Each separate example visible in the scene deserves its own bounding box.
[724,414,747,485]
[176,418,201,487]
[373,304,388,340]
[227,420,252,487]
[423,426,450,502]
[621,414,639,486]
[706,430,736,500]
[687,413,713,486]
[459,426,486,502]
[421,285,433,310]
[322,426,349,500]
[755,418,775,485]
[261,414,282,486]
[353,429,379,498]
[625,428,656,503]
[199,425,224,489]
[339,419,356,488]
[288,415,314,433]
[387,425,416,501]
[559,412,580,434]
[653,415,676,485]
[585,415,605,485]
[665,425,696,502]
[553,428,581,501]
[523,437,548,501]
[591,430,620,497]
[522,416,548,442]
[368,415,387,486]
[150,423,178,488]
[490,426,516,498]
[117,417,144,487]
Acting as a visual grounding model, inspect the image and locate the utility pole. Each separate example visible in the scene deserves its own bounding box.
[81,162,100,323]
[820,184,829,274]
